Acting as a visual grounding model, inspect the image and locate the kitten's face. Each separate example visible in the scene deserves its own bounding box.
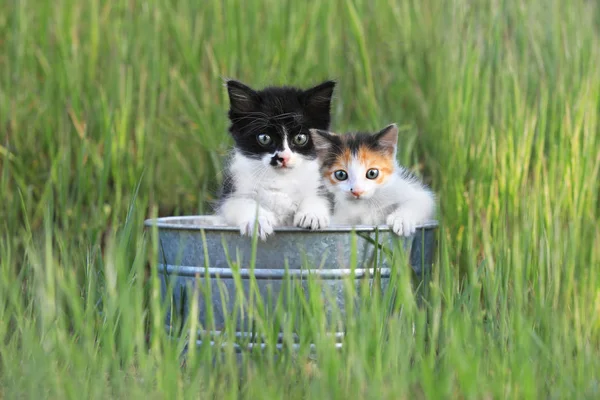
[226,80,336,171]
[310,124,399,200]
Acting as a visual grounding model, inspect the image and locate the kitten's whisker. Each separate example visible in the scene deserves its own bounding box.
[231,116,268,124]
[368,197,386,221]
[231,111,270,118]
[230,115,271,127]
[272,112,301,120]
[248,164,267,180]
[244,120,272,135]
[247,164,270,193]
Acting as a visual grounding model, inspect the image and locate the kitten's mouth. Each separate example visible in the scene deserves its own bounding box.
[273,164,293,171]
[349,192,367,200]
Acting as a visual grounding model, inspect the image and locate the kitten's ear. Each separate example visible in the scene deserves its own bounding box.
[301,80,336,116]
[226,80,260,113]
[375,124,399,154]
[309,128,337,159]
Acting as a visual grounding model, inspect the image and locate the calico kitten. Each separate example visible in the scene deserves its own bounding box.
[217,79,336,240]
[309,124,436,236]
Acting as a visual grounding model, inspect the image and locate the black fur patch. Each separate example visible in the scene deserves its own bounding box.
[344,132,390,155]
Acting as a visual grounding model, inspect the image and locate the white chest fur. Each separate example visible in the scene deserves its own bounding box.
[330,171,436,236]
[228,152,323,224]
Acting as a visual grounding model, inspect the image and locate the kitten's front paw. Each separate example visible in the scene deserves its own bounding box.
[386,211,418,237]
[294,210,330,230]
[240,213,276,241]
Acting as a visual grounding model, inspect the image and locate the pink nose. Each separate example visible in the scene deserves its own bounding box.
[351,189,364,198]
[277,152,291,166]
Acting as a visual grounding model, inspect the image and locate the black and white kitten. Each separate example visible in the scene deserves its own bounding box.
[217,80,336,240]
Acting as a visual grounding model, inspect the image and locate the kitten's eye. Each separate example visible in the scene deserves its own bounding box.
[257,134,272,146]
[334,170,348,181]
[366,169,379,179]
[293,133,309,146]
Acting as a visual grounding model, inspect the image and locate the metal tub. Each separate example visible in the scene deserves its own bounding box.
[144,215,438,350]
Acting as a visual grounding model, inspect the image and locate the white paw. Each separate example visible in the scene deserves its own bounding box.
[386,211,418,237]
[294,210,330,230]
[239,213,276,241]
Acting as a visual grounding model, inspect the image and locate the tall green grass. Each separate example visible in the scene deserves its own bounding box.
[1,0,600,398]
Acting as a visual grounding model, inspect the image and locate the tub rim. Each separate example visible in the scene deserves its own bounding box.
[144,215,439,233]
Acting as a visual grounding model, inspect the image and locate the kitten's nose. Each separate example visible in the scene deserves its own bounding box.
[275,151,291,167]
[350,188,364,198]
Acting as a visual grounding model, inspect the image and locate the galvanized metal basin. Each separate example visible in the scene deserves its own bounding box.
[144,215,438,350]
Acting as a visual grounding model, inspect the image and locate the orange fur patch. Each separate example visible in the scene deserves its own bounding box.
[324,148,352,184]
[356,146,394,184]
[324,144,394,185]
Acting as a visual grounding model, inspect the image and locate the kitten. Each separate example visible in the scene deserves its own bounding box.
[217,79,336,240]
[309,124,436,236]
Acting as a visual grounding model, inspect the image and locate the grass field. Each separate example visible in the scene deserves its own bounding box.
[2,0,600,398]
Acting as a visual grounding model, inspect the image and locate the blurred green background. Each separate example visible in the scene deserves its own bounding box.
[1,0,599,398]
